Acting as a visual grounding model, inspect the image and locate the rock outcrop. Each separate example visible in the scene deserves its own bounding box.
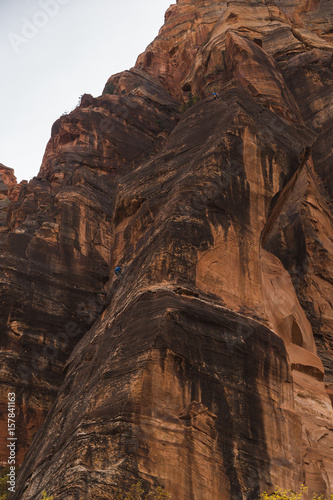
[0,165,24,229]
[0,1,332,499]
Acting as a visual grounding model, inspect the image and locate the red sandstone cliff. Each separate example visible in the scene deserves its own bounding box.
[1,1,333,499]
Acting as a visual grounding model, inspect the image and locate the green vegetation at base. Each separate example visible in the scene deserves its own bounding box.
[0,468,9,500]
[115,481,170,500]
[41,492,54,500]
[258,485,333,500]
[2,474,333,500]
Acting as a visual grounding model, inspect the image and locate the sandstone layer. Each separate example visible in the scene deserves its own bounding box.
[0,165,24,229]
[0,1,332,499]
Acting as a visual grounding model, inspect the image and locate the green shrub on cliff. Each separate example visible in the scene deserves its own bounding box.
[258,485,333,500]
[115,481,170,500]
[0,468,9,500]
[41,491,53,500]
[103,82,117,95]
[146,486,170,500]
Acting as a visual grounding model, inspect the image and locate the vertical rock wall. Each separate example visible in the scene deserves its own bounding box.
[0,1,332,499]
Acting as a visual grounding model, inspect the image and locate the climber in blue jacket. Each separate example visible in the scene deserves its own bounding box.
[115,266,122,277]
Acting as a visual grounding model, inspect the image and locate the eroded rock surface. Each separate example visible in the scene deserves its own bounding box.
[1,1,332,499]
[0,165,25,229]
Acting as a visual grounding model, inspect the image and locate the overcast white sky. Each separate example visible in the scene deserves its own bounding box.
[0,0,172,182]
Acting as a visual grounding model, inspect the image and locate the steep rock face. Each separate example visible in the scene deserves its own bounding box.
[1,1,332,499]
[0,165,24,229]
[0,165,17,197]
[136,0,332,100]
[275,49,333,406]
[0,75,178,466]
